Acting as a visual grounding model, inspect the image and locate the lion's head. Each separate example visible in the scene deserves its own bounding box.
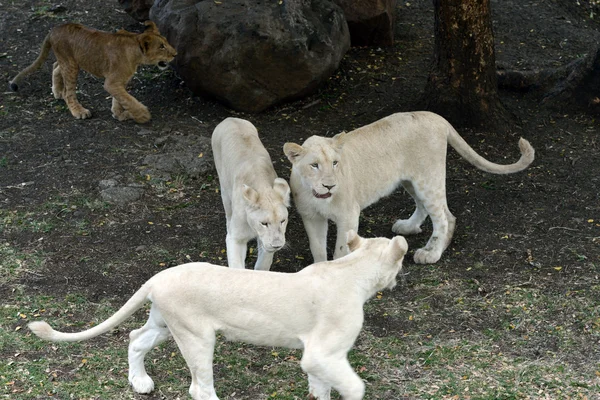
[242,178,291,252]
[283,134,344,200]
[347,230,408,291]
[138,21,177,69]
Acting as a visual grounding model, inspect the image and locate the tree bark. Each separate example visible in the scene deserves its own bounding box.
[424,0,512,130]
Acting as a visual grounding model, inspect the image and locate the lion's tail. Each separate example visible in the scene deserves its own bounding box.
[447,124,535,174]
[28,282,152,342]
[9,32,53,92]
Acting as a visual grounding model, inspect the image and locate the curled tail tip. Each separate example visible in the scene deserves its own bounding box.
[28,321,55,340]
[518,137,535,162]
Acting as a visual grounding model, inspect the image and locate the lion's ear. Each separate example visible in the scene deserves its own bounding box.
[332,131,348,150]
[283,143,305,164]
[144,20,159,33]
[139,36,151,54]
[242,184,260,208]
[273,178,291,207]
[386,235,408,264]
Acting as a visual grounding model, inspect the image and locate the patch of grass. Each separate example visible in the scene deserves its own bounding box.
[0,243,46,285]
[0,210,55,234]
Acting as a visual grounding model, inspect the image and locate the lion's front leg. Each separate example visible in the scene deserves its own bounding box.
[111,97,131,121]
[104,79,151,123]
[333,206,360,260]
[302,214,328,262]
[254,239,275,271]
[225,233,248,269]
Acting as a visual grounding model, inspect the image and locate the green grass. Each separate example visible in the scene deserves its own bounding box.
[1,285,598,399]
[2,241,599,399]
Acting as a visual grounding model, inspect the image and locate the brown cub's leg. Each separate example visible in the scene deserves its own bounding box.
[104,79,150,124]
[51,62,64,99]
[56,57,92,119]
[111,97,129,121]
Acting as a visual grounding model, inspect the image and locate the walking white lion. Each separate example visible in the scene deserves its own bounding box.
[28,231,409,400]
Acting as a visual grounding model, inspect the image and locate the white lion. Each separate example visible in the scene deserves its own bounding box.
[212,117,290,270]
[283,111,535,264]
[28,231,409,400]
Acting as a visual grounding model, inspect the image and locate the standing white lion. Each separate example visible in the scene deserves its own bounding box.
[28,231,409,400]
[284,111,535,264]
[212,117,290,270]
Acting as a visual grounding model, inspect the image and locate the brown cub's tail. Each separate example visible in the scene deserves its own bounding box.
[9,32,52,92]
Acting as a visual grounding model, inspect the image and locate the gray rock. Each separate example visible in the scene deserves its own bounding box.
[142,134,212,179]
[98,179,118,191]
[150,0,350,112]
[100,186,144,206]
[333,0,396,46]
[118,0,153,21]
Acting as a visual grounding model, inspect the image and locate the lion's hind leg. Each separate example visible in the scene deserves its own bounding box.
[301,350,364,400]
[51,62,64,99]
[412,189,452,264]
[392,181,428,235]
[57,59,92,119]
[171,326,219,400]
[128,306,171,394]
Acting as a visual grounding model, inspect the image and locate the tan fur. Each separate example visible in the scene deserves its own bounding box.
[284,111,535,264]
[9,21,177,123]
[211,117,291,270]
[28,231,409,400]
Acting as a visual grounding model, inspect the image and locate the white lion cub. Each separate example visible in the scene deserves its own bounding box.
[284,111,535,264]
[212,117,290,270]
[28,231,408,400]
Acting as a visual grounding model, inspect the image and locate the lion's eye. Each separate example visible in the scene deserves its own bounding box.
[281,219,286,225]
[261,222,269,227]
[310,163,319,169]
[160,44,165,49]
[333,161,338,167]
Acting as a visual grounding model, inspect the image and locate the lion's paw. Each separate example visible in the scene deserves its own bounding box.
[129,374,155,394]
[133,108,151,124]
[392,219,422,235]
[414,248,441,264]
[72,108,92,120]
[113,109,132,121]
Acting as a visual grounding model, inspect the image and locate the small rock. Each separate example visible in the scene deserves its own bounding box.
[100,186,144,206]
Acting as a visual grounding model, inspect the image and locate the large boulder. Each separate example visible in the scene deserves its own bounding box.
[150,0,350,112]
[333,0,396,46]
[118,0,153,21]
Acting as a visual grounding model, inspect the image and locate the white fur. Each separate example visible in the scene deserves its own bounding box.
[28,231,409,400]
[284,111,535,264]
[212,117,291,270]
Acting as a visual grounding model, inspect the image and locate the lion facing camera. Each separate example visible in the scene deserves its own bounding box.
[28,231,408,400]
[9,21,177,123]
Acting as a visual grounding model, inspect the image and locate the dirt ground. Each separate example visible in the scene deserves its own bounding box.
[1,0,600,398]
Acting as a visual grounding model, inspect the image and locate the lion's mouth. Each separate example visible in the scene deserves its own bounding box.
[313,190,332,199]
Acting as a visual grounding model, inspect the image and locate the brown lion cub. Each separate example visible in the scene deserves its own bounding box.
[9,21,177,123]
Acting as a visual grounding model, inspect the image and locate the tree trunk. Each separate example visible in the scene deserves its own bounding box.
[424,0,512,130]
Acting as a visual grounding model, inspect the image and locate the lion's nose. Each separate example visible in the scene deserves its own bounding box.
[323,184,335,190]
